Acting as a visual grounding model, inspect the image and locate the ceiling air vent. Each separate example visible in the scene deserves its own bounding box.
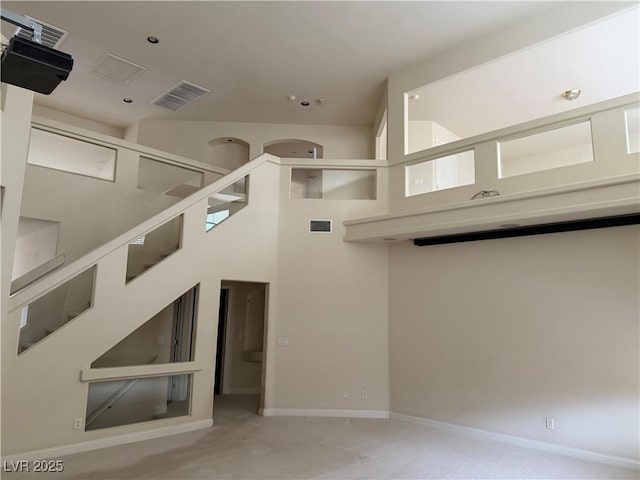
[309,219,332,233]
[151,81,211,111]
[15,16,68,49]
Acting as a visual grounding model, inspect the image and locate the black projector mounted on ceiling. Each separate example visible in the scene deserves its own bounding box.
[1,8,73,94]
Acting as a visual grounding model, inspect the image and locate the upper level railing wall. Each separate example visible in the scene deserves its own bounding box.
[15,117,231,288]
[345,94,639,242]
[387,93,639,214]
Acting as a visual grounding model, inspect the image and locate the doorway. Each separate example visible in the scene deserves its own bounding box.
[214,287,228,395]
[213,281,267,419]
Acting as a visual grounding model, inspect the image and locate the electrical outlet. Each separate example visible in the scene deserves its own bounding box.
[361,390,367,400]
[73,418,83,430]
[342,391,349,399]
[277,337,289,346]
[545,417,555,430]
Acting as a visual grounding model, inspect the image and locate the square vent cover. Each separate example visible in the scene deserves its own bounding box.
[151,80,211,111]
[15,16,68,49]
[93,54,146,84]
[309,219,332,233]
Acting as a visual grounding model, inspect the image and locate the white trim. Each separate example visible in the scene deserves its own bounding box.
[219,285,233,395]
[226,386,261,394]
[80,362,202,382]
[389,412,639,471]
[275,158,386,168]
[344,174,639,226]
[1,419,213,462]
[263,408,389,419]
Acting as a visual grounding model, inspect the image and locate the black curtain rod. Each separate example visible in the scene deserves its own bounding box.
[413,214,640,247]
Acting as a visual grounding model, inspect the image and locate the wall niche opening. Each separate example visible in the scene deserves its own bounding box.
[208,137,250,171]
[263,139,323,159]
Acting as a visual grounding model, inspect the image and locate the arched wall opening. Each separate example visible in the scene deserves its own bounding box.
[263,139,323,159]
[208,137,250,171]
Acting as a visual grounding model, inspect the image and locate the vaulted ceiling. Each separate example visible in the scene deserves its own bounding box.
[2,2,637,131]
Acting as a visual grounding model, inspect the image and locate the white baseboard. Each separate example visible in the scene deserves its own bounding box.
[4,411,636,471]
[263,408,389,419]
[390,412,639,471]
[226,386,261,394]
[2,419,213,462]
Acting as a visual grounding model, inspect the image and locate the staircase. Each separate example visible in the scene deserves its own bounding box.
[3,125,281,453]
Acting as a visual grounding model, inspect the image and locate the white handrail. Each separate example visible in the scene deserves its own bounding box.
[8,153,280,311]
[10,254,65,295]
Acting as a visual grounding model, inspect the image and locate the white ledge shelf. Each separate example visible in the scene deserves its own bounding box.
[344,174,640,242]
[80,362,202,382]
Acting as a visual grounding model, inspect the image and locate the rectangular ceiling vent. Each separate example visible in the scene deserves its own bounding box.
[93,54,146,84]
[15,16,68,49]
[151,81,211,111]
[309,219,332,233]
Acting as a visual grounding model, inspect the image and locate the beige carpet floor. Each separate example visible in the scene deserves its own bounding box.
[4,395,637,480]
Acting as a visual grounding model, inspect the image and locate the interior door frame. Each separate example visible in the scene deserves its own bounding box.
[219,284,234,395]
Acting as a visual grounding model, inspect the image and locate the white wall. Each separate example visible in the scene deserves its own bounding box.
[2,143,392,455]
[20,154,180,266]
[387,2,635,166]
[1,84,34,319]
[272,165,389,412]
[407,120,461,154]
[500,142,593,178]
[322,170,376,200]
[12,217,60,280]
[32,105,124,139]
[389,225,640,460]
[91,303,175,368]
[135,120,373,162]
[208,141,250,171]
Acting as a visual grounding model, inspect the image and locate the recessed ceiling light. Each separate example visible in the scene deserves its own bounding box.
[561,89,581,101]
[227,139,233,142]
[147,36,159,44]
[123,98,133,103]
[300,101,310,107]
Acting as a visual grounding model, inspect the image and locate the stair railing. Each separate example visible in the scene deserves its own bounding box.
[8,152,279,314]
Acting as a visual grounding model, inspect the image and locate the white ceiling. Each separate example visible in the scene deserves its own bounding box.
[1,1,567,129]
[407,6,640,138]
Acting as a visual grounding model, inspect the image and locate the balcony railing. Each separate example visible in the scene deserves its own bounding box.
[346,93,640,242]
